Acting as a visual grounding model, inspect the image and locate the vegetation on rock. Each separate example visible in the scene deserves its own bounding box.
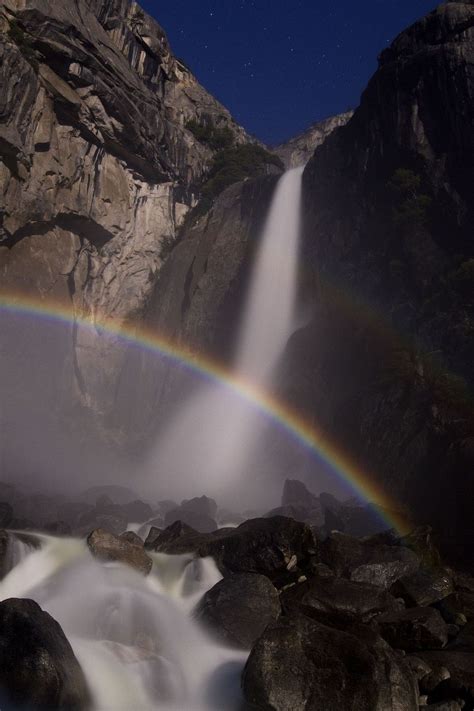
[185,118,235,151]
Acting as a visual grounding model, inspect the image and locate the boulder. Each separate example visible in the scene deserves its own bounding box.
[282,479,319,508]
[350,548,420,590]
[424,703,464,711]
[378,607,449,652]
[195,573,281,649]
[264,504,324,527]
[75,509,127,537]
[146,517,316,584]
[393,569,454,607]
[320,530,420,588]
[435,591,474,625]
[242,614,419,710]
[419,651,474,708]
[120,531,144,547]
[87,528,152,575]
[0,598,90,710]
[282,575,400,625]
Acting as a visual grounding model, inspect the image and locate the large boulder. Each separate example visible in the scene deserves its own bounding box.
[283,575,400,625]
[242,613,419,710]
[419,650,474,708]
[147,517,316,584]
[378,607,449,652]
[87,528,152,575]
[393,569,454,607]
[194,573,281,649]
[320,531,420,588]
[0,598,90,710]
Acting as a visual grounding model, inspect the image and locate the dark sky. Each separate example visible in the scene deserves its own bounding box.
[140,0,438,145]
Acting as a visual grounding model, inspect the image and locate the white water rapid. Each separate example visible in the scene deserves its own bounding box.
[0,535,248,711]
[150,167,304,503]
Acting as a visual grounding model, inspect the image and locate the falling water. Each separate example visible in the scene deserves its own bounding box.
[149,167,305,503]
[0,535,247,711]
[236,166,304,382]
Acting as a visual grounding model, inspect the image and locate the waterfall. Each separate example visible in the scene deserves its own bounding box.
[149,167,304,504]
[235,166,304,382]
[0,536,247,711]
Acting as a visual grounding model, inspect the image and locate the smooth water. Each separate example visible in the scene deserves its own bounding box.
[150,168,304,504]
[0,536,248,711]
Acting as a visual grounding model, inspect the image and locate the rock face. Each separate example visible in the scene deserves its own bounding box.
[280,0,474,561]
[274,111,353,168]
[0,0,250,428]
[194,572,281,649]
[242,614,419,711]
[0,597,90,710]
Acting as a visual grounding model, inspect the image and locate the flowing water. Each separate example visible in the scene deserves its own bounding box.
[0,535,248,711]
[150,167,304,504]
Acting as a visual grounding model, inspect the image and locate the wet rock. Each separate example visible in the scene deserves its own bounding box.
[119,531,144,547]
[407,654,432,681]
[195,573,281,649]
[378,607,449,652]
[319,531,369,575]
[350,547,420,589]
[320,530,420,588]
[420,665,451,694]
[0,598,90,710]
[164,508,217,533]
[87,528,152,575]
[425,702,464,711]
[393,569,454,607]
[435,592,474,625]
[451,620,474,651]
[147,517,316,584]
[75,509,128,537]
[145,520,198,551]
[401,527,442,568]
[242,614,418,710]
[282,574,399,626]
[419,651,474,707]
[0,502,13,528]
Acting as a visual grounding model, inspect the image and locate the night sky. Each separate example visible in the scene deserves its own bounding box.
[140,0,438,146]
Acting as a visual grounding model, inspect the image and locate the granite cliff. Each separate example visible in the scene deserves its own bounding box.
[0,0,253,418]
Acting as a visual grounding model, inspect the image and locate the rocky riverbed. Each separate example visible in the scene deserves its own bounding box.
[0,479,473,710]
